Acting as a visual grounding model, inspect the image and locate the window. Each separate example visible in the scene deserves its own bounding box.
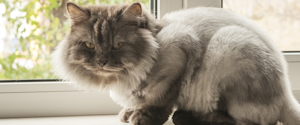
[0,0,299,118]
[223,0,300,51]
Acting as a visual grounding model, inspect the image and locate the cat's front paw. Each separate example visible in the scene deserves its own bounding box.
[119,108,134,123]
[129,110,164,125]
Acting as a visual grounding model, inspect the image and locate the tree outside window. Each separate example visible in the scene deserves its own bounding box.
[0,0,149,80]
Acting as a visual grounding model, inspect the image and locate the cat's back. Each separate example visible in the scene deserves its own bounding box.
[161,7,230,26]
[161,7,254,30]
[158,7,283,61]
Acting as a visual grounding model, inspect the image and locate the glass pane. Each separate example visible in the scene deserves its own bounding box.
[0,0,150,80]
[223,0,300,51]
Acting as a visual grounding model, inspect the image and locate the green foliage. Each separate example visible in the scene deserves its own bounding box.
[0,0,149,80]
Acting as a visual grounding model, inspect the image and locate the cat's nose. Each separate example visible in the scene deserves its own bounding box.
[96,60,108,67]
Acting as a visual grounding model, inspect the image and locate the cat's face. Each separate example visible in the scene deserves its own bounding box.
[52,2,158,87]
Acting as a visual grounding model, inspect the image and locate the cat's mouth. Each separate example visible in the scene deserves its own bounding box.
[102,67,123,72]
[83,65,123,75]
[93,68,122,76]
[97,66,123,73]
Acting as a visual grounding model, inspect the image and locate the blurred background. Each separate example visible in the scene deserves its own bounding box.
[0,0,299,80]
[0,0,149,80]
[223,0,300,52]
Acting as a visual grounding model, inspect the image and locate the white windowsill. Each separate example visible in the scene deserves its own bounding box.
[284,52,300,62]
[0,115,175,125]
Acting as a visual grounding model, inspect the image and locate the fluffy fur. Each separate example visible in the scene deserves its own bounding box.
[52,2,300,125]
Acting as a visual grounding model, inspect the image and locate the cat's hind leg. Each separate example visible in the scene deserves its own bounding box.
[172,110,235,125]
[207,25,285,125]
[235,121,257,125]
[172,110,199,125]
[194,111,236,125]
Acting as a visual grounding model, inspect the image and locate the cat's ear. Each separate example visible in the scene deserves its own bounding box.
[67,2,89,24]
[123,3,142,17]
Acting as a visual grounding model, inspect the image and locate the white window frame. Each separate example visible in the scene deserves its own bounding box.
[1,0,299,118]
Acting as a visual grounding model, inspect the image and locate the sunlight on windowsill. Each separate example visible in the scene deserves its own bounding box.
[0,115,174,125]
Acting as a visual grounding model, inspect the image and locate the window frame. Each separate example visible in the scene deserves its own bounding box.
[1,0,300,118]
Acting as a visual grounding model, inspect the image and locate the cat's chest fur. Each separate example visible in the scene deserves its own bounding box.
[109,87,143,109]
[109,76,148,109]
[108,42,188,109]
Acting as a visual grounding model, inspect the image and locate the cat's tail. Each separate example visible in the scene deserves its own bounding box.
[280,92,300,125]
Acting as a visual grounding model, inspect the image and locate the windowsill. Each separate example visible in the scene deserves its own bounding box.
[0,81,80,93]
[0,115,175,125]
[0,83,123,118]
[283,52,300,62]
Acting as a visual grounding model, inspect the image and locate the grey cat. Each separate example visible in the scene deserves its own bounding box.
[52,2,300,125]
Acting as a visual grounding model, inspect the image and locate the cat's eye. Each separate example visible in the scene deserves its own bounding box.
[112,42,124,50]
[84,42,95,49]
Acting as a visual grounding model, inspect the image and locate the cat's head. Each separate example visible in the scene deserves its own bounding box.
[52,2,159,89]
